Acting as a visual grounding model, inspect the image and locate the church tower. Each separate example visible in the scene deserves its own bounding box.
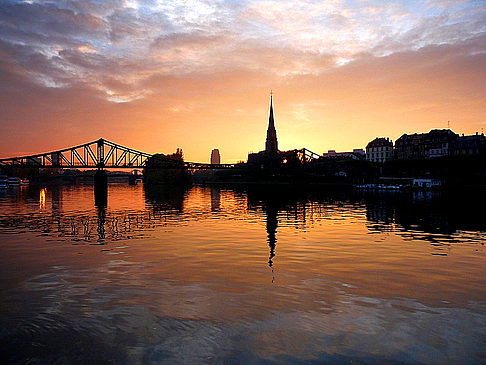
[265,92,278,154]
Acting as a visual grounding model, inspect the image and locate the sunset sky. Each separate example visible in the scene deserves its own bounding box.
[1,0,485,163]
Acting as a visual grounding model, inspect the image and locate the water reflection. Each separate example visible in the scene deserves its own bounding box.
[267,208,277,268]
[210,187,221,211]
[2,184,486,249]
[1,184,486,364]
[362,190,486,246]
[96,204,106,242]
[1,185,174,242]
[245,188,284,270]
[51,185,62,212]
[39,187,46,210]
[144,184,186,213]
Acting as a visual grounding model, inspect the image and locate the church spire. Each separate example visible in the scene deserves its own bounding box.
[265,91,278,154]
[269,90,275,129]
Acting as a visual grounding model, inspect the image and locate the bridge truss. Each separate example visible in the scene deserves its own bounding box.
[0,139,152,169]
[0,138,319,170]
[296,148,321,164]
[0,138,235,170]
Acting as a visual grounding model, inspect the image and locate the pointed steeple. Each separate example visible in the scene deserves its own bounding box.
[265,91,278,154]
[268,93,275,129]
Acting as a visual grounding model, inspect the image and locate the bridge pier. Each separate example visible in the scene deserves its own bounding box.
[94,169,108,207]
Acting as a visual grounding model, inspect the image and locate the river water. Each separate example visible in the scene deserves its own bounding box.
[0,183,485,364]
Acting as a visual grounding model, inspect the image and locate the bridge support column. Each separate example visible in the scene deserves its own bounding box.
[94,169,108,207]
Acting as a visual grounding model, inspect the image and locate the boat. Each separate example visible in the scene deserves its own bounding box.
[355,183,403,191]
[7,177,21,186]
[0,175,7,188]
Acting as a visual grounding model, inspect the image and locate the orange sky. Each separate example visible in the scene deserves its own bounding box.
[0,0,485,163]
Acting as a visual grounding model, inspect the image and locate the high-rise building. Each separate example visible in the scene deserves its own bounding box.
[210,149,221,164]
[265,93,278,154]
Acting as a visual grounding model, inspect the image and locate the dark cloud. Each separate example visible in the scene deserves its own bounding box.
[1,0,484,97]
[0,2,105,41]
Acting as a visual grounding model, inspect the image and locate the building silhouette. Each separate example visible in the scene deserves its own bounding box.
[394,129,458,160]
[454,132,486,155]
[210,149,221,164]
[265,93,278,154]
[323,149,365,160]
[247,93,283,168]
[366,137,393,163]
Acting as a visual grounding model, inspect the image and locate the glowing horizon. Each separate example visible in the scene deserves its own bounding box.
[1,0,485,163]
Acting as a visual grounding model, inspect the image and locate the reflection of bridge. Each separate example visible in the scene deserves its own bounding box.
[0,138,236,169]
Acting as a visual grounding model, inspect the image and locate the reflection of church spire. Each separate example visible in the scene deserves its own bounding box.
[266,204,278,268]
[265,91,278,154]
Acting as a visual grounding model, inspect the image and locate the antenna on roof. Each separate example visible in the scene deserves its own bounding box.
[447,120,450,129]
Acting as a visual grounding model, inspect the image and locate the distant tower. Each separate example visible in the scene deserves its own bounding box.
[210,149,221,164]
[265,92,278,154]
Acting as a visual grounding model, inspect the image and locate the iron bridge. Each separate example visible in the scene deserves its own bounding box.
[0,138,322,170]
[0,138,236,170]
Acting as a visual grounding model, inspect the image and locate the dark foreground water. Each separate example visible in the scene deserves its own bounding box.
[1,183,485,364]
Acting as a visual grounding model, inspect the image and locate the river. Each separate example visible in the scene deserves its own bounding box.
[1,183,485,364]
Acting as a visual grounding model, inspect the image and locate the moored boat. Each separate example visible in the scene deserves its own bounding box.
[355,183,403,191]
[0,175,7,188]
[7,177,21,185]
